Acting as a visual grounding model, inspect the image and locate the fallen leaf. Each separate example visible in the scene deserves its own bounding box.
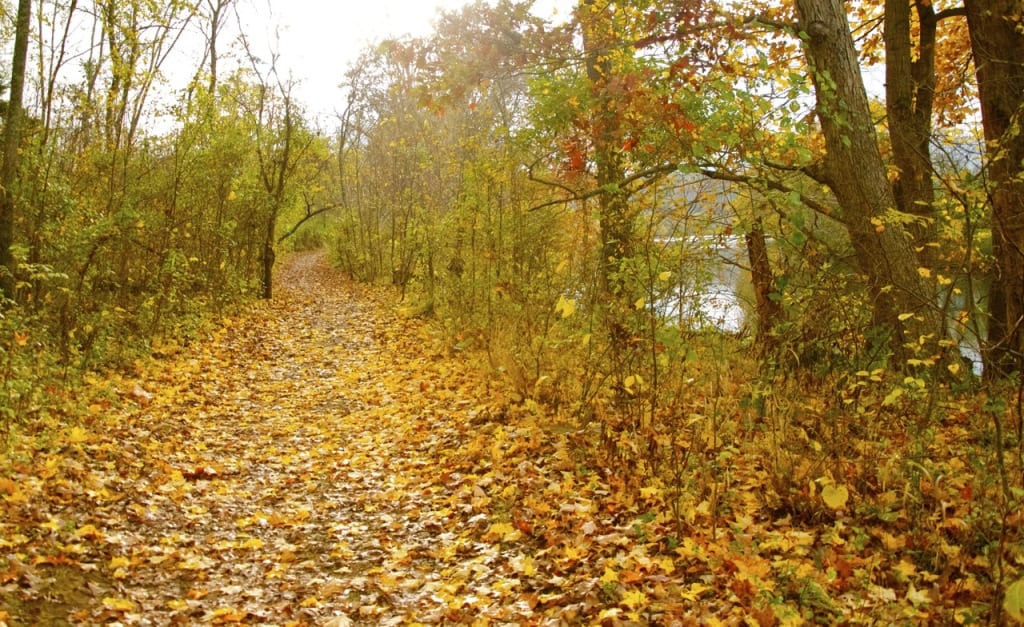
[821,484,849,510]
[102,597,135,612]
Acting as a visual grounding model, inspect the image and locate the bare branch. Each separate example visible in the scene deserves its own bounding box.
[935,6,967,21]
[699,167,839,221]
[277,198,340,244]
[526,161,679,211]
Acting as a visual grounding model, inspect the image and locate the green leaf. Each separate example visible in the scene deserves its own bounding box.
[1005,578,1024,622]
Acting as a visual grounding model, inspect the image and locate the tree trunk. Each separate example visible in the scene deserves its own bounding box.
[746,217,784,344]
[884,0,938,265]
[0,0,32,298]
[964,0,1024,377]
[794,0,943,362]
[579,0,634,307]
[204,0,234,95]
[261,224,275,299]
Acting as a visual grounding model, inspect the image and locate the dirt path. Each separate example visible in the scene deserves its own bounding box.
[9,250,998,624]
[2,251,543,625]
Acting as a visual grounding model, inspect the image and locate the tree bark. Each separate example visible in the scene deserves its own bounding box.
[204,0,234,95]
[964,0,1024,377]
[746,217,784,343]
[884,0,938,265]
[261,230,275,299]
[579,0,634,302]
[0,0,32,298]
[794,0,943,361]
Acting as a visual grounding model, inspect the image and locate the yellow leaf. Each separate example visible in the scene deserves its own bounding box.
[211,607,247,621]
[658,270,672,281]
[600,566,619,585]
[821,484,849,510]
[102,597,136,612]
[879,531,906,551]
[621,589,648,610]
[882,387,904,406]
[895,559,917,579]
[897,312,915,321]
[917,267,931,278]
[39,519,62,532]
[555,295,576,318]
[905,583,931,606]
[657,556,676,575]
[167,599,189,611]
[680,582,710,601]
[109,556,131,569]
[75,524,103,540]
[634,297,645,310]
[639,485,660,500]
[300,596,320,608]
[947,362,961,376]
[519,556,537,576]
[483,522,521,543]
[67,426,90,444]
[239,537,264,550]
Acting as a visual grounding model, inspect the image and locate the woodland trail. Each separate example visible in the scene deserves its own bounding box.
[1,251,555,625]
[4,253,1014,625]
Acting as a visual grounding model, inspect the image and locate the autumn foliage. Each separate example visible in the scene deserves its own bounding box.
[3,0,1024,624]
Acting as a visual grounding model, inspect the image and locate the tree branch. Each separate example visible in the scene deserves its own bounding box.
[528,159,839,222]
[633,12,796,49]
[935,6,967,21]
[277,198,339,243]
[527,161,680,211]
[699,167,841,221]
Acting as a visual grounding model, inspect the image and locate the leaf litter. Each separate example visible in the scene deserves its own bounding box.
[4,251,600,625]
[1,251,1020,625]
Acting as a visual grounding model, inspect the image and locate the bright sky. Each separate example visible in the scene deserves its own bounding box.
[233,0,572,123]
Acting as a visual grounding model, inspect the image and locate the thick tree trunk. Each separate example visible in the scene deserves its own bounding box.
[794,0,943,361]
[0,0,31,298]
[884,0,938,264]
[964,0,1024,377]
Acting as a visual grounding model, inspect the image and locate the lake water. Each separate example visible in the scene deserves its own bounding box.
[661,238,984,375]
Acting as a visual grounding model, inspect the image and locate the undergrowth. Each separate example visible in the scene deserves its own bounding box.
[456,316,1024,622]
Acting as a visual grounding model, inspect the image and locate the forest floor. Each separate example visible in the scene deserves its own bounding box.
[0,251,1020,625]
[2,250,540,625]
